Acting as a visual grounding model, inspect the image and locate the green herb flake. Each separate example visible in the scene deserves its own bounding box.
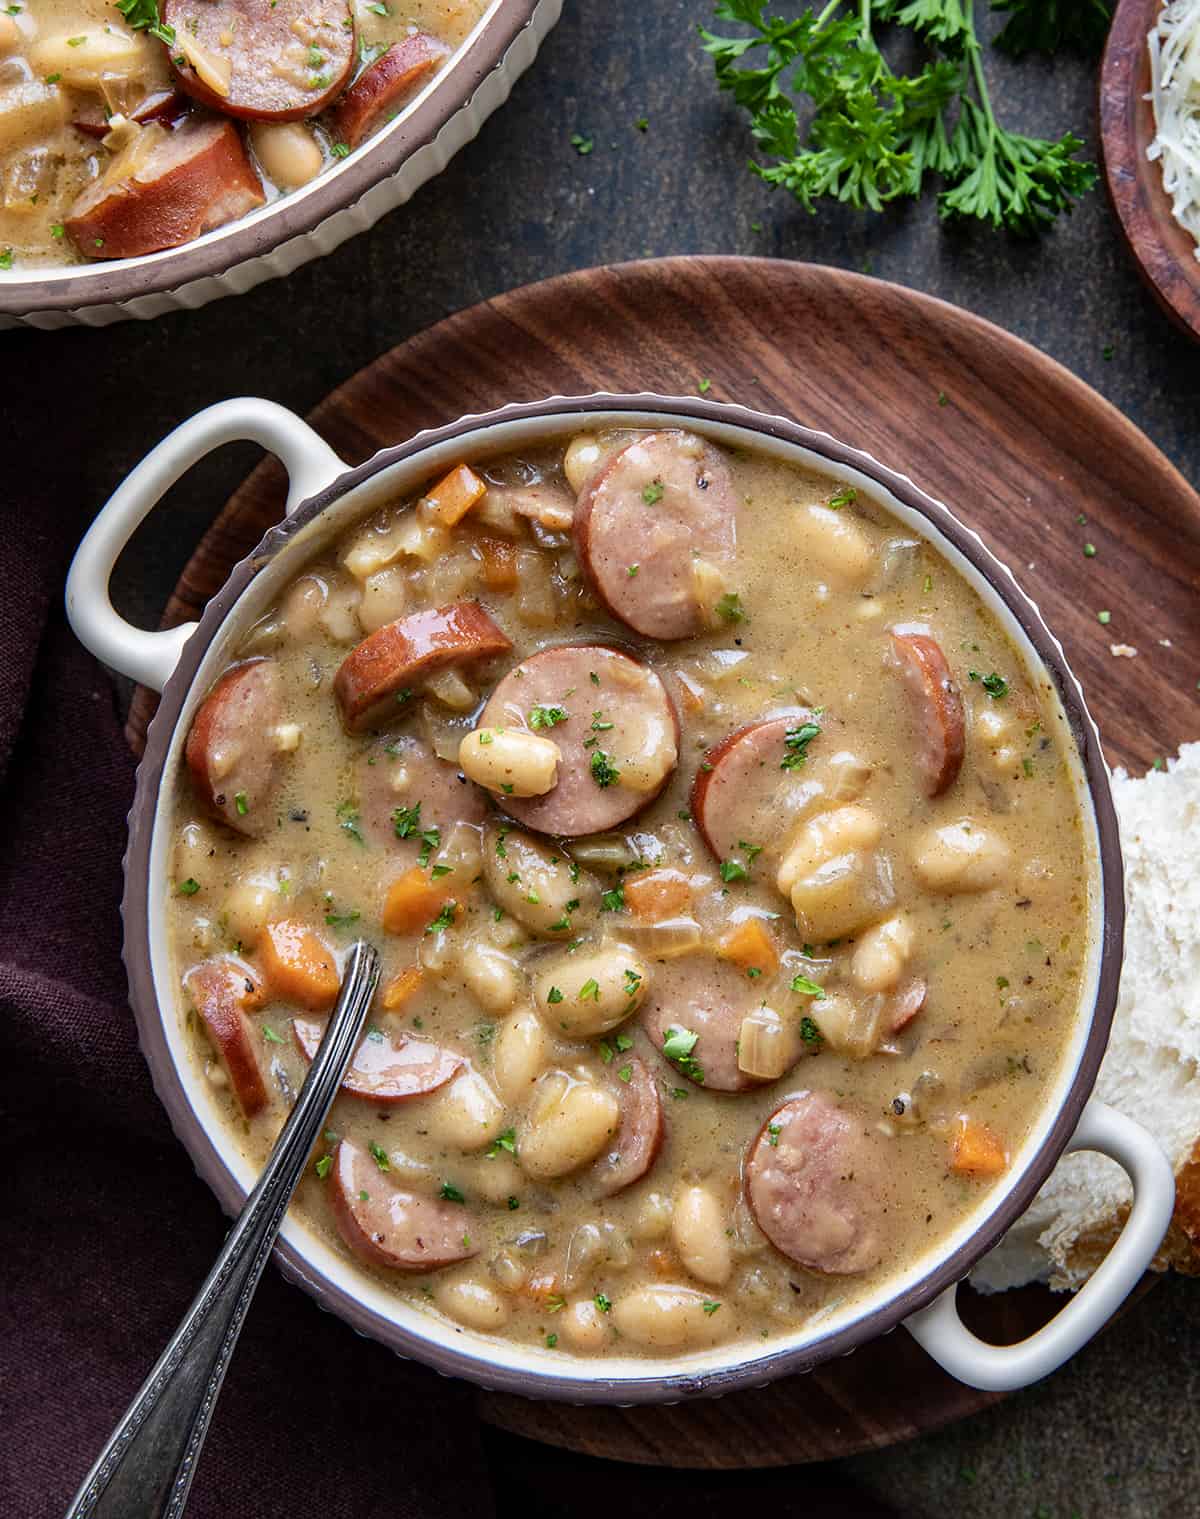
[766,1123,782,1147]
[546,1332,558,1348]
[601,884,626,912]
[547,986,564,1005]
[1083,542,1097,558]
[594,1292,612,1313]
[440,1181,466,1203]
[715,591,744,624]
[369,1140,390,1172]
[702,1300,722,1316]
[1097,610,1111,625]
[529,703,569,729]
[662,1025,705,1084]
[579,978,601,1003]
[781,720,821,771]
[262,1024,284,1045]
[234,791,249,817]
[337,800,365,845]
[315,1154,333,1179]
[828,487,857,509]
[177,877,201,896]
[590,749,620,789]
[642,480,665,506]
[425,900,457,934]
[570,131,594,156]
[790,974,825,998]
[799,1016,823,1047]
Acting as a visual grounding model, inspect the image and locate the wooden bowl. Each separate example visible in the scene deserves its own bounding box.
[1101,0,1200,341]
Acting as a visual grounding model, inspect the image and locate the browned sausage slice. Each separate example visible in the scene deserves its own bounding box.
[745,1092,885,1274]
[475,644,679,837]
[691,710,825,871]
[185,657,284,837]
[591,1056,664,1195]
[330,1139,477,1271]
[72,88,190,138]
[162,0,356,122]
[185,958,268,1117]
[640,957,777,1093]
[356,732,487,851]
[334,601,511,733]
[329,34,451,150]
[65,116,264,260]
[888,627,965,797]
[574,430,737,639]
[293,1017,462,1102]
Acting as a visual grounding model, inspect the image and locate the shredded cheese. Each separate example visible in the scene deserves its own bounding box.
[1148,0,1200,261]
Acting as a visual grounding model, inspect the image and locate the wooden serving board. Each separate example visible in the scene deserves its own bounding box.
[126,257,1200,1466]
[1102,0,1200,344]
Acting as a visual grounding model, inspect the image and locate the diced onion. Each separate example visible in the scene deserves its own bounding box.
[736,1006,794,1079]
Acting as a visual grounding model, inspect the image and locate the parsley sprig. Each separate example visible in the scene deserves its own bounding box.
[700,0,1098,235]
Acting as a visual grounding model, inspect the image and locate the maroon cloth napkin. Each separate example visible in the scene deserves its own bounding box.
[0,494,896,1519]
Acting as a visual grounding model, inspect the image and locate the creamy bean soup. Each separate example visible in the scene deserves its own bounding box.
[169,428,1092,1357]
[0,0,485,270]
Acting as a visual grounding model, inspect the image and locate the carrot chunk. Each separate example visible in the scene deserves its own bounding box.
[382,867,457,936]
[624,867,692,923]
[477,536,519,589]
[716,917,780,976]
[425,463,486,527]
[260,918,339,1011]
[950,1116,1008,1177]
[381,963,424,1011]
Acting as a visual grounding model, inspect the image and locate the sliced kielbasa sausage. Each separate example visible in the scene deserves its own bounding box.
[691,710,827,872]
[293,1017,462,1102]
[329,33,450,150]
[185,958,268,1117]
[590,1055,665,1195]
[474,644,679,837]
[72,88,189,139]
[356,733,487,851]
[888,627,965,797]
[66,116,264,261]
[640,957,780,1093]
[185,657,284,837]
[574,430,737,639]
[334,601,512,733]
[330,1139,478,1271]
[162,0,356,122]
[745,1092,885,1274]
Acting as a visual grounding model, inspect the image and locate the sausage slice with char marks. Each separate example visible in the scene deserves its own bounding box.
[356,733,487,851]
[641,957,780,1093]
[745,1092,885,1274]
[185,657,284,837]
[293,1017,462,1103]
[591,1056,664,1195]
[185,958,268,1117]
[691,710,827,872]
[162,0,356,122]
[334,601,511,733]
[574,430,737,639]
[329,34,451,150]
[888,627,965,797]
[474,644,679,837]
[65,116,264,260]
[330,1139,477,1271]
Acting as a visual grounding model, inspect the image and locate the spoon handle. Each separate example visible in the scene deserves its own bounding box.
[65,940,381,1519]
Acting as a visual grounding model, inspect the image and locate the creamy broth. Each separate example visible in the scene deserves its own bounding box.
[0,0,485,270]
[168,429,1092,1358]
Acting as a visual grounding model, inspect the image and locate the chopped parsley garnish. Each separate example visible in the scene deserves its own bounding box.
[662,1025,705,1084]
[591,711,614,732]
[590,749,620,788]
[642,480,665,506]
[494,829,508,858]
[790,974,826,999]
[594,1292,612,1313]
[337,800,365,845]
[781,720,821,771]
[719,858,748,884]
[828,487,857,509]
[114,0,175,45]
[530,704,569,729]
[570,131,594,155]
[546,1294,567,1313]
[234,791,249,817]
[701,1300,722,1316]
[369,1140,390,1172]
[324,908,361,929]
[968,671,1009,699]
[601,884,626,912]
[579,978,601,1002]
[487,1128,517,1158]
[425,901,457,933]
[508,1196,520,1210]
[177,878,201,896]
[315,1154,333,1178]
[546,1333,558,1348]
[393,801,422,837]
[766,1123,782,1147]
[262,1025,284,1045]
[440,1181,465,1203]
[431,864,453,879]
[799,1016,824,1047]
[618,1064,633,1083]
[715,591,744,623]
[623,967,642,998]
[547,986,564,1004]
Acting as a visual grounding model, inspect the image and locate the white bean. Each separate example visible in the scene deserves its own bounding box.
[222,880,279,950]
[434,1277,510,1331]
[671,1185,732,1286]
[460,941,521,1014]
[851,913,915,993]
[281,574,329,637]
[248,121,323,189]
[563,433,604,494]
[532,942,648,1037]
[460,727,561,798]
[356,564,408,633]
[611,1285,728,1349]
[795,503,875,587]
[470,1152,522,1205]
[493,1007,549,1105]
[482,824,599,938]
[912,820,1012,893]
[631,1191,674,1240]
[518,1072,620,1180]
[561,1298,609,1352]
[427,1069,508,1150]
[777,805,892,941]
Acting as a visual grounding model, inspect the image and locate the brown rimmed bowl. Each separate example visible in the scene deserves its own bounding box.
[65,392,1175,1402]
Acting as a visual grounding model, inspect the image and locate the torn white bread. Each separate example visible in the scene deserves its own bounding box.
[973,743,1200,1292]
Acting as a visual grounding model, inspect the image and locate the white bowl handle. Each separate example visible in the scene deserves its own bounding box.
[904,1100,1174,1392]
[65,398,346,693]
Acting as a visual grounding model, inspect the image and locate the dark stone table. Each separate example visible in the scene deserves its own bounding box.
[12,4,1198,1515]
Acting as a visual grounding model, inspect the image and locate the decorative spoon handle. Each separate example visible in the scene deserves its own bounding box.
[65,940,381,1519]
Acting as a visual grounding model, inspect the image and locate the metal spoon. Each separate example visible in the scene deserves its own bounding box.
[65,940,381,1519]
